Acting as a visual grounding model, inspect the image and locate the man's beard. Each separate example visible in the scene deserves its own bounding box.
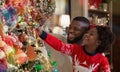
[67,35,83,44]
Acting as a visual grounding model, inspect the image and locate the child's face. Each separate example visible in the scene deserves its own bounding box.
[82,28,100,47]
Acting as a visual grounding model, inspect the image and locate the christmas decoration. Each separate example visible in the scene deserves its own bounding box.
[89,0,102,9]
[0,0,58,72]
[27,45,37,61]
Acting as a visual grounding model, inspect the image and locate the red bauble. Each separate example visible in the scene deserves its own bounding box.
[89,0,102,8]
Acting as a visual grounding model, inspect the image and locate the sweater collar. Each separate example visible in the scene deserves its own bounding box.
[83,46,98,56]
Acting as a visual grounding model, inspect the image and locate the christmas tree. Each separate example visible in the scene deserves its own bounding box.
[0,0,58,72]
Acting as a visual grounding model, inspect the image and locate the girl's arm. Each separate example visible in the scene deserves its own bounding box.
[39,31,76,55]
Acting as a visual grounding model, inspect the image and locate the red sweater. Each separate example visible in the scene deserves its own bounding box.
[41,32,110,72]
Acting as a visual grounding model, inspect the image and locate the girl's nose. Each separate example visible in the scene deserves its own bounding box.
[83,33,89,38]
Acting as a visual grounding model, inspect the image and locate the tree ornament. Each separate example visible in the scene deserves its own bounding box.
[53,67,58,72]
[15,49,27,64]
[27,45,37,61]
[35,64,43,71]
[48,51,51,58]
[52,61,58,67]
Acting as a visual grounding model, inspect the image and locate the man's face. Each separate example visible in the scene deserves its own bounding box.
[67,20,85,43]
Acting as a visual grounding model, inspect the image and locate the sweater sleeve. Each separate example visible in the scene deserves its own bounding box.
[100,57,111,72]
[40,31,75,55]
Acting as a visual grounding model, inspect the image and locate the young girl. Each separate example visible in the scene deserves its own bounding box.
[38,25,114,72]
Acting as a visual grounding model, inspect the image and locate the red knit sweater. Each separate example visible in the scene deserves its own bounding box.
[42,32,110,72]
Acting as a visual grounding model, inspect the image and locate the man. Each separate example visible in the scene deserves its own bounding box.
[45,16,90,72]
[66,16,90,67]
[67,16,90,45]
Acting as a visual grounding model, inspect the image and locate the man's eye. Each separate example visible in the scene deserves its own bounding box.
[73,27,80,31]
[68,26,71,29]
[90,33,94,36]
[69,27,71,29]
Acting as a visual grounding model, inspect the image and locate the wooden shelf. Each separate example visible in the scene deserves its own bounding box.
[105,52,111,55]
[88,9,110,17]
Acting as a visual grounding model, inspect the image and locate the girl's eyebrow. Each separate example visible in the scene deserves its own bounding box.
[88,30,96,33]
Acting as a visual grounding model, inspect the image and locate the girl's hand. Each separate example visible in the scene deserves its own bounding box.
[37,26,43,36]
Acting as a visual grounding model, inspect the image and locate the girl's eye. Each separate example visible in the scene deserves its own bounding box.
[69,26,72,29]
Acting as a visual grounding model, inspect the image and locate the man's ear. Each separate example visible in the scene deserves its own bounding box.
[97,41,101,45]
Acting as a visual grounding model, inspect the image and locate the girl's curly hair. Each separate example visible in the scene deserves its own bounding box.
[95,26,114,53]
